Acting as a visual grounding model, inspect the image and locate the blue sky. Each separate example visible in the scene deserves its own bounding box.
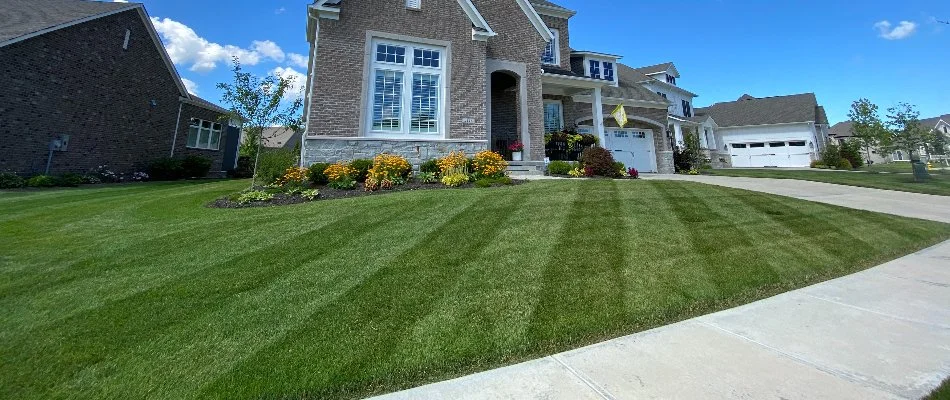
[138,0,948,124]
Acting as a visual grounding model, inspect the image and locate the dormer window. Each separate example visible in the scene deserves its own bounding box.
[541,29,559,65]
[603,62,614,81]
[666,74,676,85]
[588,60,601,79]
[682,100,692,118]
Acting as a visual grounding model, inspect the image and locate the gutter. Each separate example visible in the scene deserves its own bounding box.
[170,102,183,157]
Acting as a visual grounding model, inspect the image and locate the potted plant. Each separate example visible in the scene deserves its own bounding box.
[508,141,524,161]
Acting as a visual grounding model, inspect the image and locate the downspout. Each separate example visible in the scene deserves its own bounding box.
[170,101,183,157]
[299,15,320,167]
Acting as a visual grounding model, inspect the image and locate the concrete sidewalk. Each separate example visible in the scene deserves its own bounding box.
[647,174,950,223]
[372,176,950,400]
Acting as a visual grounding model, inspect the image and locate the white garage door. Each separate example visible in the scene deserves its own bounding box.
[729,140,811,167]
[605,129,657,173]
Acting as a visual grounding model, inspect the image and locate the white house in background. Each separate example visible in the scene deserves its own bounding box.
[631,63,701,149]
[695,93,830,168]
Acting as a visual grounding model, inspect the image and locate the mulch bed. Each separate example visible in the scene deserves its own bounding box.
[209,179,527,209]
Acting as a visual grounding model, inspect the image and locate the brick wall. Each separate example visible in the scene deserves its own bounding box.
[173,103,230,172]
[307,0,487,140]
[0,9,224,175]
[539,15,570,70]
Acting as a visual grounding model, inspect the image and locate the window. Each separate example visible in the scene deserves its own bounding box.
[657,92,667,99]
[894,150,904,161]
[681,100,692,117]
[732,143,747,148]
[788,141,807,147]
[368,39,445,136]
[541,29,559,65]
[544,100,563,133]
[186,118,222,150]
[588,60,601,79]
[749,143,765,148]
[769,142,786,147]
[632,131,646,139]
[406,0,421,9]
[666,74,676,85]
[602,62,614,81]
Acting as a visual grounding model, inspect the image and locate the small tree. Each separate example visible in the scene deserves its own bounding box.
[217,58,303,187]
[839,139,864,168]
[846,98,887,164]
[883,103,931,162]
[682,127,703,169]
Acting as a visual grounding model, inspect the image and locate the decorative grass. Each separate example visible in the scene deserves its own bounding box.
[2,179,949,399]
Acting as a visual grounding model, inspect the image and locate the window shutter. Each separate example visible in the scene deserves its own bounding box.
[406,0,421,9]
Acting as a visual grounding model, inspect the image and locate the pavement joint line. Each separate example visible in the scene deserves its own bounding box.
[877,272,950,288]
[694,319,907,398]
[549,355,616,400]
[802,293,950,329]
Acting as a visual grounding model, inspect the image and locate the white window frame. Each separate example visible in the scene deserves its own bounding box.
[541,29,560,66]
[543,99,564,133]
[366,38,447,138]
[583,57,616,83]
[186,118,222,150]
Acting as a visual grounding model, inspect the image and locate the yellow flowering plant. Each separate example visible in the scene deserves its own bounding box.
[367,153,411,184]
[324,162,357,189]
[277,166,309,187]
[436,151,469,175]
[471,150,507,178]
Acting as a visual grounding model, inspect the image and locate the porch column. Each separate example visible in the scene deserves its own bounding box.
[592,87,606,145]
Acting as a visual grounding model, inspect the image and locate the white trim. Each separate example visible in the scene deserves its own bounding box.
[122,29,131,50]
[576,115,667,131]
[571,95,669,110]
[184,118,223,151]
[311,0,340,20]
[531,2,576,18]
[486,59,530,160]
[571,50,622,59]
[647,79,697,97]
[171,102,183,156]
[0,4,137,48]
[456,0,497,41]
[300,15,320,164]
[305,136,487,144]
[540,72,610,89]
[718,121,816,129]
[514,0,554,42]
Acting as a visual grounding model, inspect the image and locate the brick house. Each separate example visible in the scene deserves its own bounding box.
[0,0,236,176]
[301,0,678,173]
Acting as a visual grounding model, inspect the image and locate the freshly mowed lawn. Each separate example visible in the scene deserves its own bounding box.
[861,162,949,174]
[705,168,950,196]
[2,180,949,399]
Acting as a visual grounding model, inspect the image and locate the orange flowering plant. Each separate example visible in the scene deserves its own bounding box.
[436,151,469,176]
[471,150,508,178]
[324,162,357,189]
[277,166,309,187]
[367,153,411,183]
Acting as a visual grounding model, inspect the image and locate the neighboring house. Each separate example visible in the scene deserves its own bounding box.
[0,0,237,176]
[301,0,676,173]
[830,114,950,165]
[243,127,302,150]
[695,93,829,168]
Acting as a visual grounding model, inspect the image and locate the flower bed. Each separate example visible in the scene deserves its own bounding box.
[211,151,522,208]
[545,147,641,180]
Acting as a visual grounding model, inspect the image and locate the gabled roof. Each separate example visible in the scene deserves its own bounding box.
[830,121,854,138]
[530,0,576,18]
[633,62,678,78]
[918,114,950,130]
[617,63,654,86]
[308,0,497,41]
[184,95,230,115]
[816,106,829,125]
[0,0,137,44]
[695,93,824,128]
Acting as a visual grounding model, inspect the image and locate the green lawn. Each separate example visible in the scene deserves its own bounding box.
[705,168,950,196]
[861,162,948,174]
[2,180,949,399]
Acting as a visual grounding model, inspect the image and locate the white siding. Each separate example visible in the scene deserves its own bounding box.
[643,82,694,118]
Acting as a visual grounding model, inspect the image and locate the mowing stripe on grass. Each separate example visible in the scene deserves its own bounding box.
[196,190,529,399]
[526,180,627,349]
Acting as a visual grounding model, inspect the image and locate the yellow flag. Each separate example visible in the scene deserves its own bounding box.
[611,104,628,128]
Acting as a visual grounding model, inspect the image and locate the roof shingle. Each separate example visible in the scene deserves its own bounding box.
[695,93,824,128]
[0,0,136,44]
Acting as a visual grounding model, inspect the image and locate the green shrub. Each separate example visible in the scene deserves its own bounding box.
[837,159,853,170]
[0,172,25,189]
[613,161,626,176]
[809,160,825,169]
[181,155,212,178]
[27,175,56,187]
[419,159,440,174]
[256,149,297,184]
[547,160,572,175]
[230,156,254,178]
[820,142,842,168]
[237,190,274,204]
[349,159,373,183]
[148,157,184,181]
[417,172,438,184]
[580,147,619,177]
[56,173,84,187]
[839,140,864,169]
[327,177,356,190]
[308,163,330,185]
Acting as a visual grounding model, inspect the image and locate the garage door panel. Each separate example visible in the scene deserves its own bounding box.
[606,129,656,173]
[730,139,812,168]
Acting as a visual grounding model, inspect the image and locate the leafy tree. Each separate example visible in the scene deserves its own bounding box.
[673,127,703,172]
[846,98,887,164]
[217,58,303,187]
[839,139,864,168]
[883,103,932,162]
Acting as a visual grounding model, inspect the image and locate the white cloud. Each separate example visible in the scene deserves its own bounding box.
[113,0,128,2]
[271,67,306,101]
[874,20,917,40]
[287,53,309,68]
[275,7,286,14]
[181,78,198,94]
[150,17,287,72]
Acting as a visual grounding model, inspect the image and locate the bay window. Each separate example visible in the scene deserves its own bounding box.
[368,39,445,137]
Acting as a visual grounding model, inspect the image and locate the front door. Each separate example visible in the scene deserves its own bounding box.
[605,129,657,173]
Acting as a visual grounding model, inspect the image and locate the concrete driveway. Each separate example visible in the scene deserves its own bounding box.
[649,174,950,223]
[371,176,950,400]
